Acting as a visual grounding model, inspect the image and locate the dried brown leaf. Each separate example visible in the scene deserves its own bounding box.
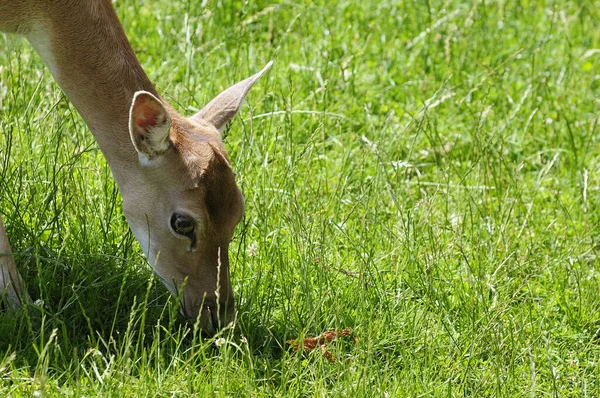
[286,328,353,362]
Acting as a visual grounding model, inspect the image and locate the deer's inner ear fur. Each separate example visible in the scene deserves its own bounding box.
[190,61,273,132]
[129,90,172,160]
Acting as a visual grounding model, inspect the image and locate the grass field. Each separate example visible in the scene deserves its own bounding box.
[1,0,600,395]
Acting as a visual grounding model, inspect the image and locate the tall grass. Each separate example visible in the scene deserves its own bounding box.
[1,0,600,395]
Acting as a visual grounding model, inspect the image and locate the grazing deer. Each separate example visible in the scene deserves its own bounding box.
[0,0,271,335]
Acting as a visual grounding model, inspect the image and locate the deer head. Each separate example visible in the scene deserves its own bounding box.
[121,62,272,335]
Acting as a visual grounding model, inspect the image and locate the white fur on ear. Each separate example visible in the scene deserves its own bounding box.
[191,61,273,132]
[129,91,172,160]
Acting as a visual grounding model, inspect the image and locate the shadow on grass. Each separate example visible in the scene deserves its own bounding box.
[0,243,291,368]
[0,243,187,355]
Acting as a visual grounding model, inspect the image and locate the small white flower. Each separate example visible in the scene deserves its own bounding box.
[391,160,412,169]
[247,243,258,257]
[215,338,226,347]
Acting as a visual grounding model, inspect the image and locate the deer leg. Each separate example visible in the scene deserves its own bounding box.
[0,215,29,308]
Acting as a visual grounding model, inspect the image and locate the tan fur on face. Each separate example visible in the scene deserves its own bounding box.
[121,115,244,332]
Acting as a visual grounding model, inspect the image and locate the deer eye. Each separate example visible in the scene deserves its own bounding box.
[170,214,195,237]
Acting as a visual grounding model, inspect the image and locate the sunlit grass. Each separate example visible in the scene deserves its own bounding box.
[1,0,600,395]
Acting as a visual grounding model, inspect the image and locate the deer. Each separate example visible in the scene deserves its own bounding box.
[0,0,271,335]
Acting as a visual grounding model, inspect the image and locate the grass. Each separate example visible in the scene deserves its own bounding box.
[1,0,600,395]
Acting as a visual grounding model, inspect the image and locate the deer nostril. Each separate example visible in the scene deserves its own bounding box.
[208,304,220,331]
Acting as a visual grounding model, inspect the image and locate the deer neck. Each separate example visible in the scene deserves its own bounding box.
[25,1,157,187]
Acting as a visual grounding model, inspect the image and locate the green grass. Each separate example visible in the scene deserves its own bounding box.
[1,0,600,395]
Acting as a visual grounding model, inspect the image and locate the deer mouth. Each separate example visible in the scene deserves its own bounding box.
[183,297,235,336]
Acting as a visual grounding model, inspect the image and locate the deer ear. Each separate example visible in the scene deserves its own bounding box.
[129,91,172,161]
[191,61,273,132]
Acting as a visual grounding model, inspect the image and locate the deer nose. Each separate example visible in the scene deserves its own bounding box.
[208,305,220,332]
[206,301,235,331]
[190,299,234,336]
